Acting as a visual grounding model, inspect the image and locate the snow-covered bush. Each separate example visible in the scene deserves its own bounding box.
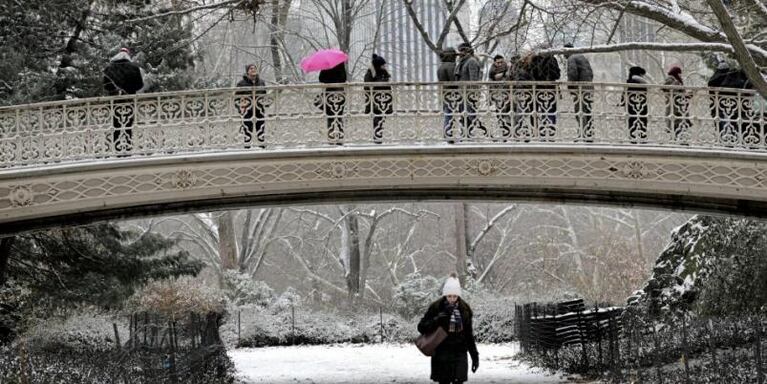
[471,296,517,343]
[232,306,359,347]
[25,310,126,353]
[392,273,441,318]
[227,299,422,348]
[126,277,226,318]
[222,270,274,307]
[359,313,420,343]
[270,287,302,313]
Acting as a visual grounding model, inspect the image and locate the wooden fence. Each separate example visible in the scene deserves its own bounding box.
[516,299,623,353]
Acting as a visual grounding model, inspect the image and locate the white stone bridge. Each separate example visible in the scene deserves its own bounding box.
[1,81,766,234]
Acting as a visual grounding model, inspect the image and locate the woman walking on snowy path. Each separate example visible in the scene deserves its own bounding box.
[418,273,479,384]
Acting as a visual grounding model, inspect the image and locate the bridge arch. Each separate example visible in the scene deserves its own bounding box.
[2,145,767,235]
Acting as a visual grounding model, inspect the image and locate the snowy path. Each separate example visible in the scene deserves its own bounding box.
[230,343,571,383]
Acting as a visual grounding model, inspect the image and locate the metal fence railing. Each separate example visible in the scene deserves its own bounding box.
[1,82,765,168]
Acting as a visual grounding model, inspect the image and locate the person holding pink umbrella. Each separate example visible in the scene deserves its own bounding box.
[301,49,348,145]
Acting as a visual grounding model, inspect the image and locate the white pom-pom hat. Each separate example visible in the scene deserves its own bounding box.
[442,275,462,296]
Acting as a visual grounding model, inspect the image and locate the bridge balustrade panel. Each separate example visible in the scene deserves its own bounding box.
[0,82,765,167]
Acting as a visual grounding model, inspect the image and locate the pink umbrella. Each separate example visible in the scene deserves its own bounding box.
[300,49,349,73]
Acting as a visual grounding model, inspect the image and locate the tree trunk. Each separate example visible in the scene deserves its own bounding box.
[341,0,353,54]
[632,212,645,262]
[218,211,238,275]
[0,236,14,286]
[269,0,284,82]
[345,213,362,303]
[453,203,468,283]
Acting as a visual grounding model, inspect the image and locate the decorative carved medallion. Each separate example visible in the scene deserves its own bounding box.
[611,161,648,179]
[475,159,496,176]
[318,161,356,179]
[10,185,33,207]
[173,169,197,189]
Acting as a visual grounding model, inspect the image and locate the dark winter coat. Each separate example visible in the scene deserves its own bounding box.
[529,53,560,89]
[236,75,266,89]
[437,53,458,83]
[364,67,393,115]
[418,297,479,383]
[708,68,752,95]
[103,59,143,95]
[316,63,347,114]
[624,73,649,119]
[707,68,754,119]
[455,55,482,82]
[319,62,347,86]
[235,75,266,117]
[566,53,593,90]
[488,62,510,82]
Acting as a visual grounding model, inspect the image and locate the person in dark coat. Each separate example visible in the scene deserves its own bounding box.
[624,66,650,143]
[438,48,461,143]
[511,54,535,141]
[707,62,755,146]
[318,62,347,145]
[418,274,479,384]
[103,48,144,154]
[564,44,593,141]
[235,64,267,149]
[663,66,691,143]
[488,54,512,140]
[528,49,560,140]
[454,43,486,140]
[364,54,393,144]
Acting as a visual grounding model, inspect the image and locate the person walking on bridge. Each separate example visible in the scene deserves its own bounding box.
[488,54,512,141]
[623,66,650,143]
[707,61,756,146]
[318,62,347,145]
[418,273,479,384]
[103,47,144,155]
[235,64,267,149]
[364,54,393,144]
[438,48,461,143]
[563,44,593,142]
[663,66,691,143]
[455,43,487,140]
[529,47,561,141]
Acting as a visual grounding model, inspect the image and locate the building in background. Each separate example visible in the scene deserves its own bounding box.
[373,0,466,82]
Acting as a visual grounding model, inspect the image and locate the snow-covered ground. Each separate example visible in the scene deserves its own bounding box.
[230,342,572,383]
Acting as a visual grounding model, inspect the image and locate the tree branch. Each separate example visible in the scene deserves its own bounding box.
[126,0,245,23]
[706,0,767,97]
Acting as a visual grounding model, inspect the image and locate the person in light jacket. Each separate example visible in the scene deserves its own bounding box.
[418,274,479,384]
[454,43,486,139]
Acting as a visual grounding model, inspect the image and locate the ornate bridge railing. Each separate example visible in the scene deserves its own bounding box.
[1,81,765,167]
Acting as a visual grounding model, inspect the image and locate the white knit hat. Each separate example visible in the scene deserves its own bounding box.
[442,275,462,296]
